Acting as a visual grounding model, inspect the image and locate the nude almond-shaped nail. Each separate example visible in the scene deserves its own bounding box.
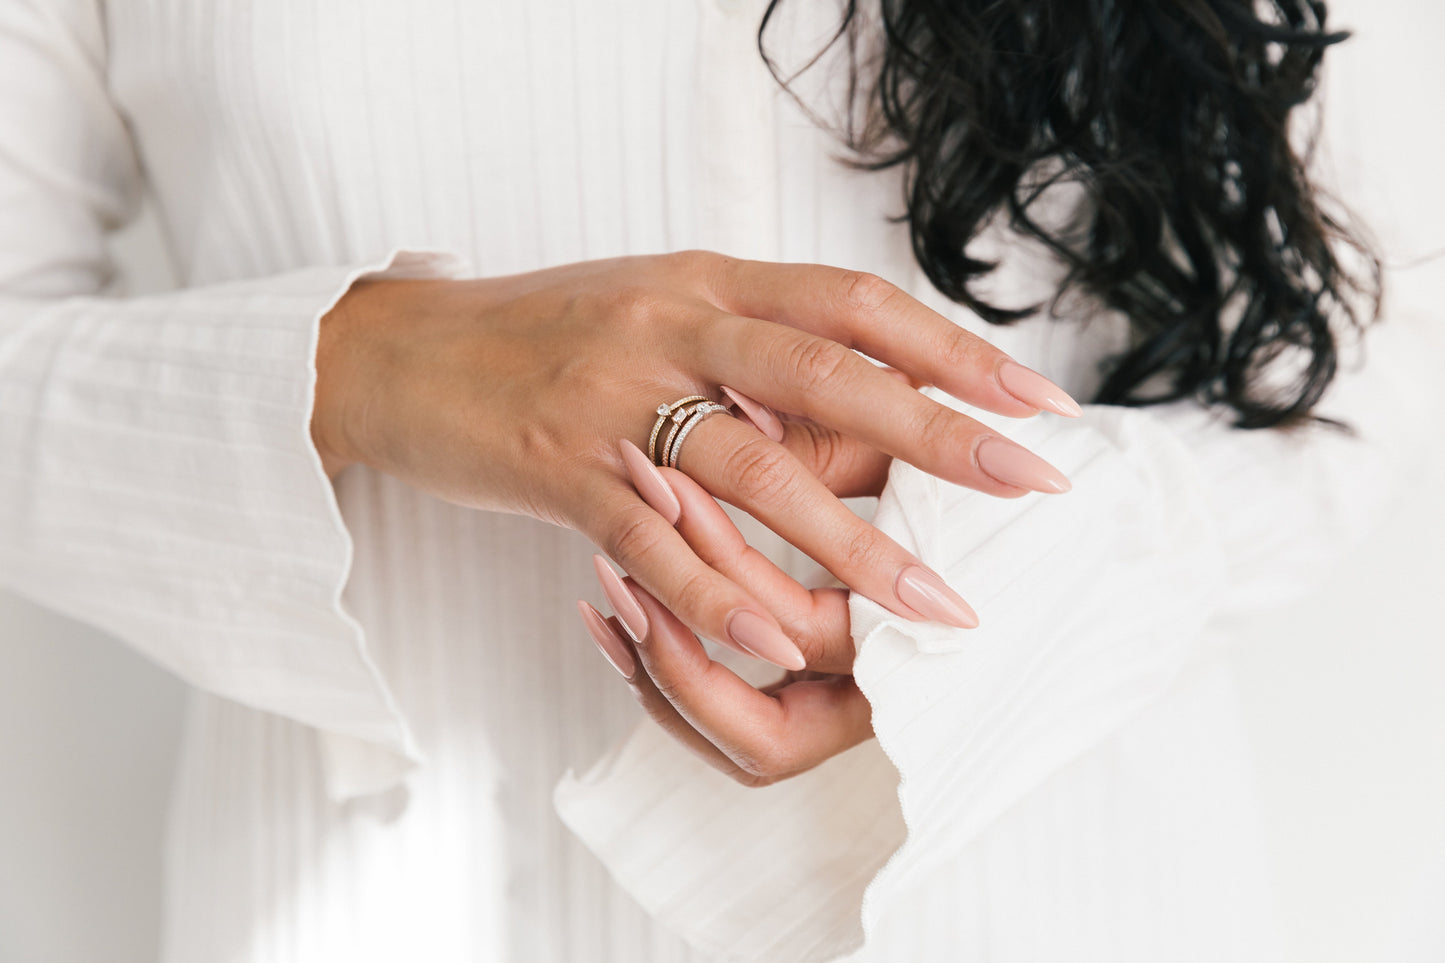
[894,564,979,629]
[577,600,637,678]
[975,437,1073,494]
[997,361,1083,417]
[592,555,649,643]
[720,386,786,443]
[619,439,681,524]
[725,608,807,671]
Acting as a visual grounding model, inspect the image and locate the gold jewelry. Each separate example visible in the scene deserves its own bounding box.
[663,402,728,468]
[647,395,708,465]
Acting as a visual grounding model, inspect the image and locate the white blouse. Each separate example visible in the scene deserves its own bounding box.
[0,1,1431,961]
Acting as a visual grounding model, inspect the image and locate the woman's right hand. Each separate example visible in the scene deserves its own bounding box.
[312,250,1077,669]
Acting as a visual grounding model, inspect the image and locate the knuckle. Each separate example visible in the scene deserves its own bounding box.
[937,330,989,373]
[629,683,666,718]
[662,249,730,303]
[605,511,664,569]
[733,736,793,785]
[781,336,851,394]
[649,670,690,708]
[691,309,731,355]
[840,270,899,313]
[664,569,716,624]
[719,437,797,505]
[630,678,691,727]
[911,399,968,450]
[792,422,847,488]
[791,630,828,669]
[664,248,718,275]
[598,284,667,330]
[835,522,886,576]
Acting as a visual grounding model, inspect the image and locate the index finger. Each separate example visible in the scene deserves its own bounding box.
[705,257,1082,419]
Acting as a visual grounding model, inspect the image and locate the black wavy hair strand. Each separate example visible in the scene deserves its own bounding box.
[759,0,1380,428]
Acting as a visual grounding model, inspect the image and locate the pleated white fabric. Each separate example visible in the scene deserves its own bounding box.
[0,1,1431,961]
[555,322,1426,959]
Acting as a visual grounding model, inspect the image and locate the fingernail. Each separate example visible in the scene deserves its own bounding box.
[619,439,681,524]
[975,437,1072,494]
[577,600,637,678]
[997,361,1083,417]
[725,608,807,671]
[592,555,649,643]
[720,386,786,443]
[894,564,979,629]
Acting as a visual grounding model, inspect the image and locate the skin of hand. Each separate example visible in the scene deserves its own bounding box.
[580,466,868,786]
[313,250,1078,672]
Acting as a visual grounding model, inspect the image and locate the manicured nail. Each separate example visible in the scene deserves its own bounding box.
[725,608,807,671]
[720,386,785,442]
[894,564,979,629]
[997,361,1083,417]
[592,555,649,643]
[975,437,1072,494]
[619,439,681,525]
[577,600,637,678]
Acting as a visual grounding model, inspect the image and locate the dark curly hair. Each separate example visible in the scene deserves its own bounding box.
[760,0,1380,428]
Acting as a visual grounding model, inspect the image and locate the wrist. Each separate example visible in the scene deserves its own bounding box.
[312,279,383,480]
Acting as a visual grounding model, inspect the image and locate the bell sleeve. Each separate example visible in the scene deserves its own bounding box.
[0,0,463,800]
[555,309,1431,960]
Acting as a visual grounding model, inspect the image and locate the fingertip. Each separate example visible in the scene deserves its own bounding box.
[997,361,1083,418]
[725,608,808,672]
[656,464,704,501]
[621,577,722,670]
[894,564,980,630]
[975,437,1073,494]
[657,466,745,542]
[721,385,786,442]
[619,438,682,524]
[577,599,638,679]
[593,553,650,642]
[617,576,679,637]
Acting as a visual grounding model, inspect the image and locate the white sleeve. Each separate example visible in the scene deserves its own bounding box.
[0,0,464,799]
[844,316,1432,926]
[556,316,1432,961]
[555,16,1440,959]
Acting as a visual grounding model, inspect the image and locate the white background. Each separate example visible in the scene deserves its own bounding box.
[2,2,1442,960]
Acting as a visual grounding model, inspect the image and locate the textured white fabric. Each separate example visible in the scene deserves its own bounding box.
[554,321,1427,960]
[0,1,1434,961]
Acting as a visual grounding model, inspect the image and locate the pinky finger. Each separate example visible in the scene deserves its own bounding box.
[627,583,874,783]
[577,601,755,780]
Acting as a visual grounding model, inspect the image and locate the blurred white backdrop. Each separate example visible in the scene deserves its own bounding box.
[1,2,1441,961]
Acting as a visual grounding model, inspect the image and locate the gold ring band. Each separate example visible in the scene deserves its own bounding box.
[663,402,728,468]
[647,395,708,465]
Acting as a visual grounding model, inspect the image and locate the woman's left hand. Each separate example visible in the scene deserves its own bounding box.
[580,464,870,786]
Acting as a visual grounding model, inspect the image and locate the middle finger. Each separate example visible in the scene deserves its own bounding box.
[702,314,1072,497]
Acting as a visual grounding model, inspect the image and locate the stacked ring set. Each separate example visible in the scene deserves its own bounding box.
[647,396,731,468]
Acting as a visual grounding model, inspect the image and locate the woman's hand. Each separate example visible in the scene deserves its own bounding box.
[314,251,1076,670]
[580,467,866,786]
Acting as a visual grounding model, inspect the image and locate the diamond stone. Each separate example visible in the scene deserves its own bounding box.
[657,403,671,416]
